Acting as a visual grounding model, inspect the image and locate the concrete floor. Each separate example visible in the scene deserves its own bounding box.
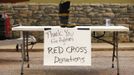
[0,51,134,75]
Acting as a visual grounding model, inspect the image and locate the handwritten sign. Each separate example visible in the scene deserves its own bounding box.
[44,28,91,67]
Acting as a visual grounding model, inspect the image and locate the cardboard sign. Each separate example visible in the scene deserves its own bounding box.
[44,28,91,67]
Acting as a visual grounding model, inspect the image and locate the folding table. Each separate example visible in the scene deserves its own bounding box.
[12,25,129,75]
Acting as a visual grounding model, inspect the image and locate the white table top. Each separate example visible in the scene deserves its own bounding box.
[12,26,129,32]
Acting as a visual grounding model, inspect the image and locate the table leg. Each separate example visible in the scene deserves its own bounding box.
[112,32,116,68]
[20,31,26,75]
[115,32,120,75]
[20,31,30,75]
[112,32,120,75]
[26,32,30,68]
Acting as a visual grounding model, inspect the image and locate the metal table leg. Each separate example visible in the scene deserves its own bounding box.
[115,32,120,75]
[112,32,116,68]
[26,32,30,68]
[112,32,120,75]
[20,31,26,75]
[20,31,30,75]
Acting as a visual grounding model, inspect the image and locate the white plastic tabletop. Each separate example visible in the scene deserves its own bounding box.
[12,25,129,32]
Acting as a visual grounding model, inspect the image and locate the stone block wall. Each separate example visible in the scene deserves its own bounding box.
[0,3,133,42]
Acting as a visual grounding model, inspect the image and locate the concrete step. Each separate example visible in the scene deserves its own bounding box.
[0,43,134,52]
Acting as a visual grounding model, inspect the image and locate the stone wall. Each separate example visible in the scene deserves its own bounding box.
[0,3,134,42]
